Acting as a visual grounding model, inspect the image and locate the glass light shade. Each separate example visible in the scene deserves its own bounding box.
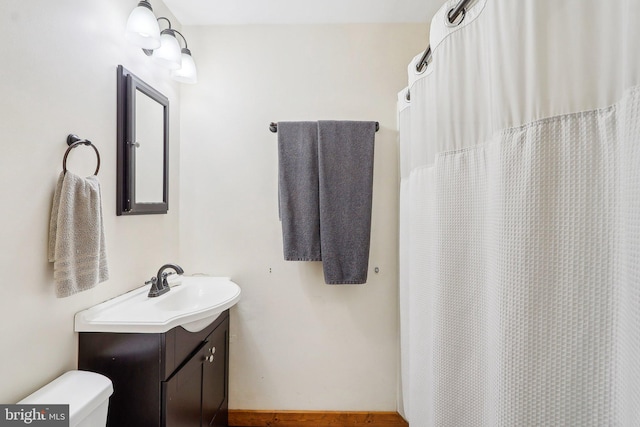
[171,49,198,84]
[152,30,182,69]
[125,2,161,49]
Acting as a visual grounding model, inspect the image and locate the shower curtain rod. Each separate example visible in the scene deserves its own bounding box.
[269,122,380,133]
[416,0,473,73]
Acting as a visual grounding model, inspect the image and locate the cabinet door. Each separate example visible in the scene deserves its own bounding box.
[163,341,207,427]
[202,318,229,426]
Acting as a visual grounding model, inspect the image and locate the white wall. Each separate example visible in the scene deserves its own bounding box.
[179,24,426,411]
[0,0,182,403]
[0,1,428,410]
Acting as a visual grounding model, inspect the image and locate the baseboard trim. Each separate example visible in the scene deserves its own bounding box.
[228,410,408,427]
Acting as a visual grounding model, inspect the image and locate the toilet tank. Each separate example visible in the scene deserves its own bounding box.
[18,370,113,427]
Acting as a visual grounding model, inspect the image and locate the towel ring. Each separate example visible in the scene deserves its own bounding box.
[63,134,101,175]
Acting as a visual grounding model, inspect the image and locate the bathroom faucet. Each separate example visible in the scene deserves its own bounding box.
[147,263,184,297]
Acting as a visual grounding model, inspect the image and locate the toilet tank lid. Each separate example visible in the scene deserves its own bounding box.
[18,370,113,424]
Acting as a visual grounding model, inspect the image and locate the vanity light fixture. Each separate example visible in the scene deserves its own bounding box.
[126,1,198,84]
[125,0,161,49]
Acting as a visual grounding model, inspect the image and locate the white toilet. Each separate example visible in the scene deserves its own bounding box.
[18,370,113,427]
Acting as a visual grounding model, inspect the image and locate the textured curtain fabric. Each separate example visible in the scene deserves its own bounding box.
[398,0,640,425]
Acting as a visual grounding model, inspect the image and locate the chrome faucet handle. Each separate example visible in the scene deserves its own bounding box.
[147,276,169,297]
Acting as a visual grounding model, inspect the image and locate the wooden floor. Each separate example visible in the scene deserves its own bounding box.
[228,410,408,427]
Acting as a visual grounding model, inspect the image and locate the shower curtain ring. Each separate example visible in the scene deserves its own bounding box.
[446,6,466,26]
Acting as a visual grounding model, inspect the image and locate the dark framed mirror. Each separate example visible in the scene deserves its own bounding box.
[117,65,169,215]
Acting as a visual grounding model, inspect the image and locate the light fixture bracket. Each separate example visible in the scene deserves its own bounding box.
[137,0,152,11]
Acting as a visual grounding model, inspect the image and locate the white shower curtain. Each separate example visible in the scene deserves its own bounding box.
[398,0,640,425]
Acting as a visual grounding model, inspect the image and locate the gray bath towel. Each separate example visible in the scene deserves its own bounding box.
[278,122,322,261]
[48,171,109,298]
[318,120,376,284]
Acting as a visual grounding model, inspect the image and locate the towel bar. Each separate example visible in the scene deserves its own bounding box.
[269,122,379,133]
[63,134,101,176]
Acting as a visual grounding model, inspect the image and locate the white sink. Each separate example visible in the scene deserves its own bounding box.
[74,276,241,333]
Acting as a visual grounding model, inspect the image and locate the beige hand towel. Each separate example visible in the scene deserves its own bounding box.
[48,171,108,298]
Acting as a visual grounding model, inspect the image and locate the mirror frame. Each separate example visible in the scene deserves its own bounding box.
[117,65,169,215]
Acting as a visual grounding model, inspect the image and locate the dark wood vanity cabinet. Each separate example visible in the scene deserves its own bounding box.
[78,310,229,427]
